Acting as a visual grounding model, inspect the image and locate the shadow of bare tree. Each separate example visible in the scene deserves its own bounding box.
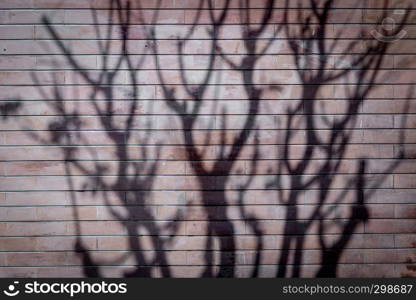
[27,0,413,277]
[32,0,183,277]
[152,0,277,277]
[272,0,410,277]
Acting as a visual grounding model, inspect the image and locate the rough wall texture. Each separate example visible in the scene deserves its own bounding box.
[0,0,415,278]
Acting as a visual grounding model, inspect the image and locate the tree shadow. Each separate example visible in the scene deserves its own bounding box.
[30,0,413,277]
[33,0,183,277]
[273,0,411,277]
[151,0,278,277]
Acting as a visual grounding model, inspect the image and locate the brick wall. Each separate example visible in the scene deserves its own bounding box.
[0,0,415,277]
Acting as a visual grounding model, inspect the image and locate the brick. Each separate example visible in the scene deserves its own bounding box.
[358,264,397,277]
[92,0,198,10]
[395,55,416,68]
[364,249,398,264]
[395,115,416,129]
[37,206,97,221]
[4,128,408,148]
[6,252,67,266]
[3,191,70,206]
[0,56,36,69]
[370,189,416,204]
[97,236,159,251]
[0,12,8,24]
[8,10,65,24]
[0,268,38,277]
[36,55,97,69]
[34,0,91,8]
[394,204,416,219]
[185,9,281,25]
[0,26,34,39]
[36,267,83,277]
[365,219,416,234]
[395,234,416,248]
[0,0,34,8]
[366,0,413,9]
[4,222,68,236]
[400,145,416,159]
[0,207,37,221]
[185,220,246,235]
[363,234,395,249]
[394,174,416,188]
[1,41,66,55]
[0,237,39,251]
[36,236,97,251]
[187,250,245,265]
[363,100,416,113]
[0,71,65,85]
[0,173,395,191]
[35,25,146,40]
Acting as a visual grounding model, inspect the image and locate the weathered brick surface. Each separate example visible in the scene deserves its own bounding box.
[0,0,415,278]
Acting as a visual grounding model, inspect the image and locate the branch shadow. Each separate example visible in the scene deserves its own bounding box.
[273,0,411,277]
[34,0,183,277]
[30,0,413,277]
[152,0,277,277]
